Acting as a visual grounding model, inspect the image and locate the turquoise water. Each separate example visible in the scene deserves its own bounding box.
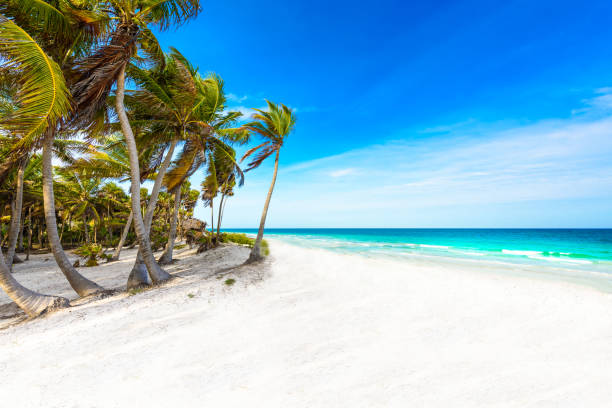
[227,228,612,274]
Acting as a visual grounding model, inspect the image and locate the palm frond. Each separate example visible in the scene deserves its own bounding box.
[0,14,71,148]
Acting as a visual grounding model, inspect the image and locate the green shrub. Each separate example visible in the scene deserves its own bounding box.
[224,278,236,286]
[220,233,270,256]
[221,232,253,246]
[175,244,187,250]
[74,243,103,267]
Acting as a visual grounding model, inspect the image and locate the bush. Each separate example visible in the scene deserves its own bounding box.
[221,232,253,246]
[220,233,269,256]
[74,243,104,267]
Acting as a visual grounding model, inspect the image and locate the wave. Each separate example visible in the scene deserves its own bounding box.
[419,244,450,249]
[501,249,542,256]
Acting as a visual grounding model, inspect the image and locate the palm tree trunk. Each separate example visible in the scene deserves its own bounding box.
[0,236,69,317]
[159,186,181,265]
[6,158,26,271]
[111,209,133,261]
[107,206,113,247]
[17,216,24,253]
[219,195,229,238]
[178,212,183,240]
[83,215,90,244]
[247,149,280,263]
[42,127,105,297]
[59,216,65,243]
[67,213,72,247]
[127,139,177,286]
[216,193,224,239]
[210,198,214,234]
[116,65,171,288]
[25,207,32,261]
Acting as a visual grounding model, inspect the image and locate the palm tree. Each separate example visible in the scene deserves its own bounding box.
[213,146,239,239]
[0,12,75,313]
[241,101,296,262]
[158,185,181,264]
[132,53,246,263]
[4,155,26,269]
[201,152,219,233]
[56,168,104,244]
[0,238,69,317]
[1,0,110,297]
[69,0,201,286]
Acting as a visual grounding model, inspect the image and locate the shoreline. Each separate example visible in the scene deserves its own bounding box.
[1,240,612,406]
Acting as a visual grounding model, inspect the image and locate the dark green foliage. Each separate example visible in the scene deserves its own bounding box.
[220,232,269,256]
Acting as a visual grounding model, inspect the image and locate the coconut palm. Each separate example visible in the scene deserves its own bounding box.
[0,12,76,313]
[69,133,161,261]
[56,168,105,244]
[1,0,111,297]
[0,240,69,317]
[69,0,201,286]
[241,101,296,262]
[213,146,239,239]
[129,51,246,263]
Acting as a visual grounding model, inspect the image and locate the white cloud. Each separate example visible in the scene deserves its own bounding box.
[224,105,267,121]
[329,168,356,177]
[227,93,248,103]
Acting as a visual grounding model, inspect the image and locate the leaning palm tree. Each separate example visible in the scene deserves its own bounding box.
[241,101,296,262]
[0,13,74,314]
[0,239,69,317]
[70,0,200,286]
[1,0,110,297]
[154,59,246,262]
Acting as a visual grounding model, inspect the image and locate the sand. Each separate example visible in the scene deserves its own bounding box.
[1,239,612,407]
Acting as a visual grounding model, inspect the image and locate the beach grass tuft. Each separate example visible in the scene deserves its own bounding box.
[128,288,145,296]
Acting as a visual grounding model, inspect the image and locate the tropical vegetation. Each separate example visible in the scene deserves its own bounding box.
[0,0,295,317]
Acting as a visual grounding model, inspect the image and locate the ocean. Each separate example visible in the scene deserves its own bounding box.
[227,228,612,275]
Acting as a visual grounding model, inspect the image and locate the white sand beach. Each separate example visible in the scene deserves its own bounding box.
[1,240,612,407]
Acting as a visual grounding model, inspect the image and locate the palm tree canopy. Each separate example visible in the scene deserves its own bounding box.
[241,100,296,171]
[69,0,201,127]
[0,14,71,147]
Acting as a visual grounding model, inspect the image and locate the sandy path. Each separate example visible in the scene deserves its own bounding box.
[1,240,612,407]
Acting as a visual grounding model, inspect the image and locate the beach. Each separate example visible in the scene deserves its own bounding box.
[1,239,612,406]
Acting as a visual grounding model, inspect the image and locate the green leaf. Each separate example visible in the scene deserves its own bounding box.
[0,14,71,148]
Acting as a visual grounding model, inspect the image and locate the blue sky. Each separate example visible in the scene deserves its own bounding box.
[154,0,612,227]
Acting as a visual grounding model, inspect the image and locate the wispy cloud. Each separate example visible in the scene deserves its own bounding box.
[227,93,248,103]
[329,168,356,177]
[224,105,267,121]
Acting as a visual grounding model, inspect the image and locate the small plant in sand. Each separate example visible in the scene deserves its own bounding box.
[224,278,236,286]
[187,293,195,298]
[128,287,145,296]
[74,243,104,267]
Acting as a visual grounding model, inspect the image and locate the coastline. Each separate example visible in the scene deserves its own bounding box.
[1,239,612,406]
